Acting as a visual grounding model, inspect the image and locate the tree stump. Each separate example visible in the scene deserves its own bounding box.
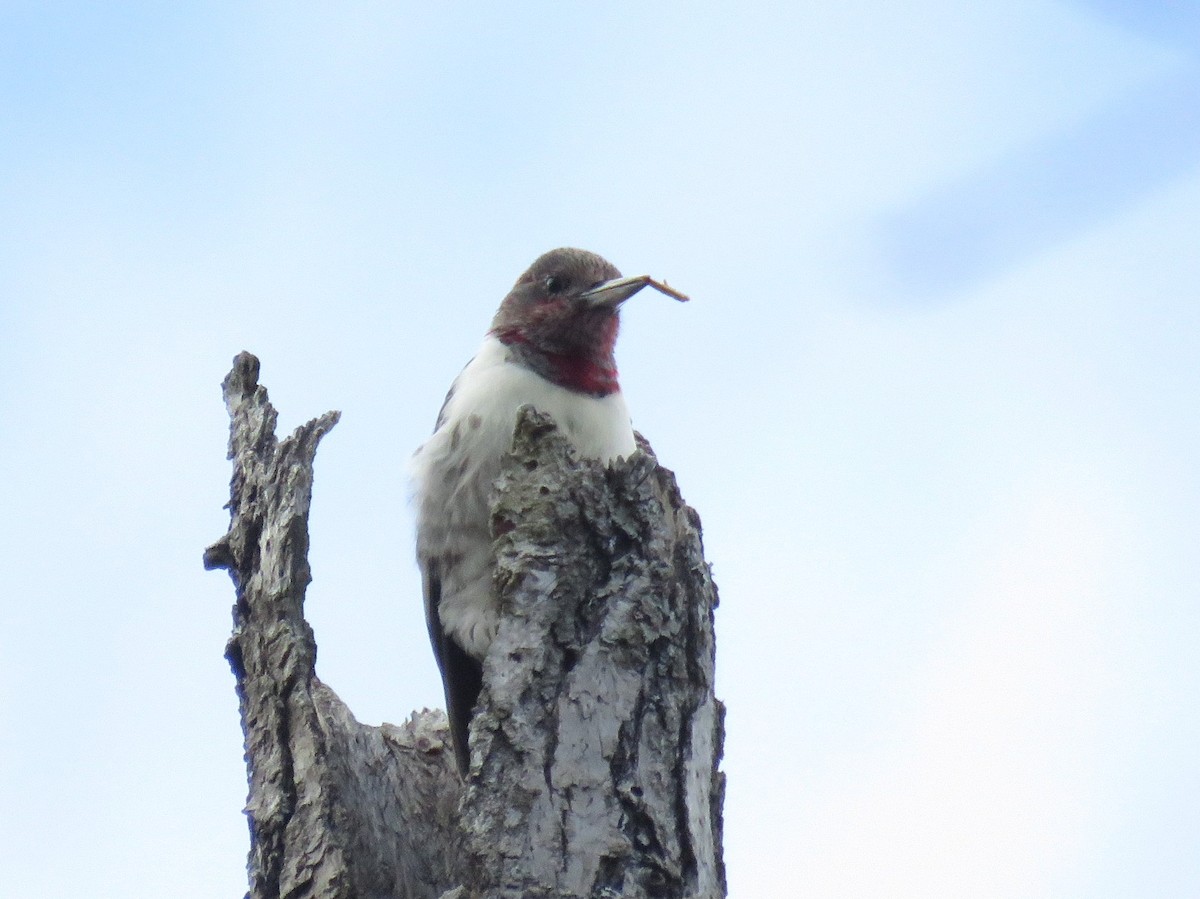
[205,352,725,899]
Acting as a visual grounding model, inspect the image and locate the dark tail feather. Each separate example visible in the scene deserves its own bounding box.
[441,636,483,774]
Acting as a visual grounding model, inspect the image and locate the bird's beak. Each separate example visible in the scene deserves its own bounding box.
[580,275,653,309]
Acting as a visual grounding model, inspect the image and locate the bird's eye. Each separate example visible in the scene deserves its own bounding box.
[544,275,567,293]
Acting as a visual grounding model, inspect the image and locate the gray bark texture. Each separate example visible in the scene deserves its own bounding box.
[204,352,725,899]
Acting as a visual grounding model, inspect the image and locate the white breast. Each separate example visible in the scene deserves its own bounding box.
[412,335,636,659]
[445,336,634,456]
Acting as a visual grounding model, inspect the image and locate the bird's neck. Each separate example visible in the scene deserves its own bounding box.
[492,322,621,397]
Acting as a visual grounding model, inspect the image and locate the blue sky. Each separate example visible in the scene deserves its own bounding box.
[2,3,1197,896]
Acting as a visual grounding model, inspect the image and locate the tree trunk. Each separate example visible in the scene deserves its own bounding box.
[204,352,725,899]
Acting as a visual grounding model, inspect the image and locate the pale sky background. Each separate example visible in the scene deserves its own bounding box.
[2,2,1198,897]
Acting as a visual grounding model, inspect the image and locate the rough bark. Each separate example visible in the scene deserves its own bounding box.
[463,411,725,898]
[203,353,461,899]
[204,352,724,899]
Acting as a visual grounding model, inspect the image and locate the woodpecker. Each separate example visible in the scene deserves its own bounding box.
[411,247,686,773]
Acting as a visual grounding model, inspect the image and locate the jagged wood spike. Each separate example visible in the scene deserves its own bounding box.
[205,352,461,899]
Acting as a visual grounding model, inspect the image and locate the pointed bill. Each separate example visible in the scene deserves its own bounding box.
[581,275,691,308]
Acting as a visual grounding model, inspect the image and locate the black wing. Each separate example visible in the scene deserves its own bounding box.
[422,559,483,775]
[421,357,487,774]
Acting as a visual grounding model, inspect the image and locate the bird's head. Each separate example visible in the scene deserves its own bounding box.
[490,248,652,396]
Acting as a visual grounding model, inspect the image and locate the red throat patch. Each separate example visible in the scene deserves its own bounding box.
[547,354,619,396]
[494,317,621,397]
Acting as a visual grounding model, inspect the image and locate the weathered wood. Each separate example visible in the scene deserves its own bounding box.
[461,409,726,899]
[204,353,460,899]
[205,354,725,899]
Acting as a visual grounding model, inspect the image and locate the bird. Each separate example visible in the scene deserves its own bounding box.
[410,247,686,774]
